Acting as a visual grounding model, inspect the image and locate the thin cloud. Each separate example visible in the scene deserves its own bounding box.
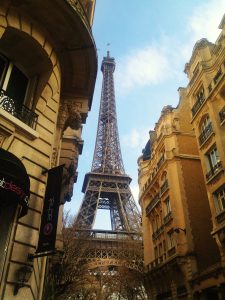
[122,128,149,150]
[130,183,141,207]
[115,0,225,95]
[117,45,170,93]
[188,0,225,43]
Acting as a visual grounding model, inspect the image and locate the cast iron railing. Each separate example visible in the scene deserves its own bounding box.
[206,161,222,181]
[199,122,213,145]
[191,94,206,117]
[219,106,225,123]
[0,89,38,129]
[160,179,169,195]
[145,193,160,215]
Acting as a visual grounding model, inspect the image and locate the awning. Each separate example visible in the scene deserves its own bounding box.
[0,148,30,217]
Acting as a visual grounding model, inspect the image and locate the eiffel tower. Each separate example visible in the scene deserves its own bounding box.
[73,52,144,298]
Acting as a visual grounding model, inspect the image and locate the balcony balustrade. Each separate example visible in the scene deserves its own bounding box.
[0,89,38,129]
[198,122,213,146]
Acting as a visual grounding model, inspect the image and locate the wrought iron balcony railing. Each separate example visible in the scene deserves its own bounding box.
[198,122,213,146]
[206,161,223,181]
[152,225,164,240]
[0,90,38,129]
[160,179,169,195]
[219,106,225,123]
[157,155,165,169]
[191,95,206,117]
[146,193,160,215]
[164,211,172,224]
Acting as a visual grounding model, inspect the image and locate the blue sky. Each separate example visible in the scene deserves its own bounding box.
[65,0,225,228]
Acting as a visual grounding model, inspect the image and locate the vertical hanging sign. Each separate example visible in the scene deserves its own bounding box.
[36,165,64,253]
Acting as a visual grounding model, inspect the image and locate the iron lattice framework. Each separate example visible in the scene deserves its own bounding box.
[74,53,143,287]
[75,52,141,233]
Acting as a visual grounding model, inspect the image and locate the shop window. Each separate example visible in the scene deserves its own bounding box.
[214,186,225,214]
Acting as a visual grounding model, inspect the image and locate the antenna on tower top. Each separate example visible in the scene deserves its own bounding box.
[106,43,110,57]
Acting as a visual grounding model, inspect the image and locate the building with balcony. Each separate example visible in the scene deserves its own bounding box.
[184,14,225,298]
[138,88,221,299]
[0,0,97,299]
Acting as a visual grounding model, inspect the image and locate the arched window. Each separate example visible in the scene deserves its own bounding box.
[0,27,52,129]
[0,54,28,111]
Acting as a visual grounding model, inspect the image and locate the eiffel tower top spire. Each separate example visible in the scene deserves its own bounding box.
[91,52,125,175]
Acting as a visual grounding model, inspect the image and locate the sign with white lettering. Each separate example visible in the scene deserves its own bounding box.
[36,165,64,253]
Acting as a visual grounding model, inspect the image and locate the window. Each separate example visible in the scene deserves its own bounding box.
[214,187,225,214]
[154,246,158,259]
[159,243,163,257]
[164,197,171,216]
[0,54,39,129]
[196,87,205,103]
[0,54,29,110]
[199,115,213,145]
[167,231,175,249]
[192,86,206,116]
[206,146,222,180]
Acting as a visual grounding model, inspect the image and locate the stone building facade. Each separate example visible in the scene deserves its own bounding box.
[0,0,97,299]
[138,15,225,300]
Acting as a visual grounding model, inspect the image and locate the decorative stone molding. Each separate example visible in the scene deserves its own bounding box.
[58,100,82,133]
[60,159,78,204]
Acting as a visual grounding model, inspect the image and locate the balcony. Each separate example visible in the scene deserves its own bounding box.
[157,155,165,169]
[0,90,38,129]
[152,225,164,240]
[164,211,172,224]
[167,246,176,257]
[160,179,169,195]
[216,210,225,223]
[191,95,206,117]
[206,161,223,181]
[146,193,160,215]
[66,0,91,30]
[219,107,225,124]
[198,122,213,146]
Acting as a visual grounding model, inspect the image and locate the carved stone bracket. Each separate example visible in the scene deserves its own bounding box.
[57,100,82,133]
[60,159,78,204]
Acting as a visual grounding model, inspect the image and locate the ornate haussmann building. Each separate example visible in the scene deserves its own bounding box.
[138,15,225,300]
[0,0,97,299]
